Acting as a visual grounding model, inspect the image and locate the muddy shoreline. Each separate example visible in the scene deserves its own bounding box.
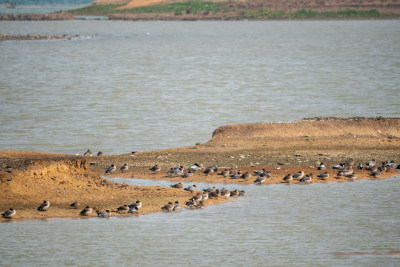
[1,117,399,221]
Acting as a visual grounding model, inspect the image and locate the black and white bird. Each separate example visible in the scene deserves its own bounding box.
[1,208,16,218]
[79,206,93,216]
[37,200,50,211]
[105,164,116,174]
[120,163,129,173]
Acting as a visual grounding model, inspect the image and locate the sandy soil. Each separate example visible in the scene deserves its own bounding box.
[1,117,399,221]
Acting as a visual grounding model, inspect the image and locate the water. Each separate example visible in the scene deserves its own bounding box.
[0,0,92,14]
[1,177,399,266]
[0,20,399,154]
[1,20,399,265]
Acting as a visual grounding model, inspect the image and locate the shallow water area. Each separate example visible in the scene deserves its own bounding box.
[1,177,399,266]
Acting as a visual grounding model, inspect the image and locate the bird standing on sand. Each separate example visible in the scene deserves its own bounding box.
[282,174,293,183]
[240,172,251,180]
[221,188,231,198]
[37,200,50,211]
[188,163,202,172]
[254,176,266,184]
[128,200,142,211]
[117,205,129,213]
[184,184,197,193]
[173,201,182,211]
[300,174,312,184]
[348,173,358,181]
[83,149,93,156]
[97,151,104,156]
[97,210,111,217]
[170,182,183,189]
[292,171,305,180]
[79,206,93,216]
[230,170,241,179]
[105,164,116,174]
[120,163,129,173]
[317,162,326,170]
[317,172,329,180]
[366,159,376,168]
[2,208,16,218]
[182,170,193,178]
[149,164,161,173]
[161,202,174,212]
[69,201,79,208]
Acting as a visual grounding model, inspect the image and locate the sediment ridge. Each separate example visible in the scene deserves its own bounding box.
[1,117,399,221]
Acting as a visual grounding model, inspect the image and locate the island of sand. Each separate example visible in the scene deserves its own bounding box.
[1,117,399,220]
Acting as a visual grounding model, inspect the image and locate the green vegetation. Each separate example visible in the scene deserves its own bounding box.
[69,4,123,15]
[242,8,394,19]
[69,1,398,19]
[70,1,224,15]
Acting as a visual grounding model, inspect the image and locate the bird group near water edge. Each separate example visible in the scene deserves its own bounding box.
[147,158,398,186]
[281,158,398,184]
[161,182,245,212]
[1,199,143,219]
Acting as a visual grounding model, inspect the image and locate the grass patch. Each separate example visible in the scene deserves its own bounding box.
[70,1,225,15]
[69,4,123,15]
[69,2,399,19]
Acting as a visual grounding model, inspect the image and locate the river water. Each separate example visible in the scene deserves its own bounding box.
[0,20,399,154]
[1,177,400,266]
[0,20,399,266]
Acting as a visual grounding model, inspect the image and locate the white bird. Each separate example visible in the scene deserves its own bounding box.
[317,163,326,170]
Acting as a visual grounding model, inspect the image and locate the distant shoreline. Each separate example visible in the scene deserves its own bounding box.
[1,6,400,21]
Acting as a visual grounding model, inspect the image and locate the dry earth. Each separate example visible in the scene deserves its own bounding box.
[1,117,399,221]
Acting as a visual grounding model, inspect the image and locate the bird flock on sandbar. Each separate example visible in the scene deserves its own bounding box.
[160,182,245,212]
[2,153,398,220]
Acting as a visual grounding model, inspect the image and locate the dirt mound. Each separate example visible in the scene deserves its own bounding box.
[208,117,400,145]
[0,151,208,220]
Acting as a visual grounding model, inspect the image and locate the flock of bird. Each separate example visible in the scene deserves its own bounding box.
[161,183,245,212]
[147,159,398,186]
[1,199,144,219]
[3,155,397,219]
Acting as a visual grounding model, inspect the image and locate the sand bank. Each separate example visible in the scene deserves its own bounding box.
[1,117,399,220]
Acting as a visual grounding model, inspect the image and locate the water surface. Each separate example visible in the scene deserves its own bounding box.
[1,177,399,266]
[0,20,399,154]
